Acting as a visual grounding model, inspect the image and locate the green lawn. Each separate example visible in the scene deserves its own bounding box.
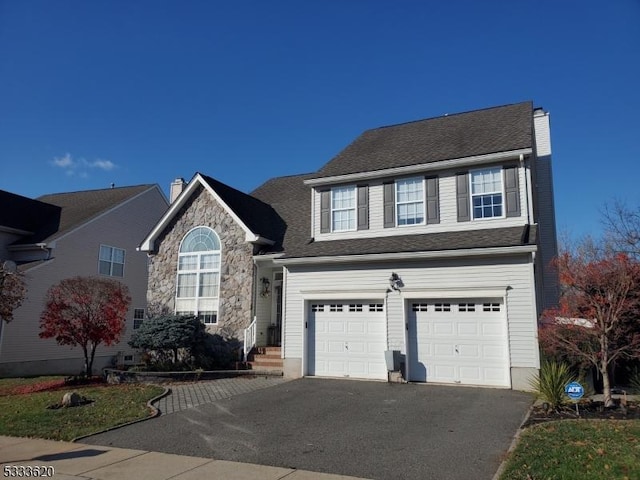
[0,377,164,441]
[500,420,640,480]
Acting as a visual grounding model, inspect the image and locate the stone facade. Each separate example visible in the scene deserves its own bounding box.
[147,185,255,340]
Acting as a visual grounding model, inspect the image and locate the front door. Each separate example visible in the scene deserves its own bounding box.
[269,280,283,346]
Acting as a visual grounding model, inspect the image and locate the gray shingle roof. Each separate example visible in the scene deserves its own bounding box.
[281,225,536,259]
[199,173,285,245]
[12,185,156,244]
[0,190,61,235]
[314,101,533,178]
[251,173,315,253]
[252,102,539,259]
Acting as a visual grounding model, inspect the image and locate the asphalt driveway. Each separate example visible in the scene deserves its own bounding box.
[83,378,532,480]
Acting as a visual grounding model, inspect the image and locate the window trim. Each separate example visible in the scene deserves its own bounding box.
[175,226,221,325]
[395,177,426,227]
[469,167,505,221]
[133,308,145,329]
[330,185,357,232]
[98,244,125,277]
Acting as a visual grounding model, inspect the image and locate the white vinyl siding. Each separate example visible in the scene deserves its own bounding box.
[283,254,538,373]
[313,167,527,241]
[0,186,168,372]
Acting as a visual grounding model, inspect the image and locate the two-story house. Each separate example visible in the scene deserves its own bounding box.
[140,101,558,390]
[0,185,168,376]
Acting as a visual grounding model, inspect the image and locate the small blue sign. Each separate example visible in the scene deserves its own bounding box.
[565,381,584,400]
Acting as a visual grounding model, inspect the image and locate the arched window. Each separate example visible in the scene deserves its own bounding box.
[175,227,221,324]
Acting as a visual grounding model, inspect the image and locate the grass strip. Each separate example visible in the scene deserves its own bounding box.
[0,383,164,441]
[500,420,640,480]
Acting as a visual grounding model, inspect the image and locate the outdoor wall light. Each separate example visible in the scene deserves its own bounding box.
[260,277,271,297]
[389,272,402,291]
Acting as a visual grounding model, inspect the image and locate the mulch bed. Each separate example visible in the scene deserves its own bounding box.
[524,400,640,428]
[0,376,105,397]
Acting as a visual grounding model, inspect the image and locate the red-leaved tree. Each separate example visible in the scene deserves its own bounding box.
[0,265,27,324]
[540,250,640,406]
[40,276,131,377]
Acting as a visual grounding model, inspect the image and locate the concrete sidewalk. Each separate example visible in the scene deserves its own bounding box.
[0,436,370,480]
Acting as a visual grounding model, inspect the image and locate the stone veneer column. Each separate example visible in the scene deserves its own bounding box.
[146,185,254,340]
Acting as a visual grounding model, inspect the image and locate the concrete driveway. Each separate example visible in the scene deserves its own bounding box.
[83,378,532,480]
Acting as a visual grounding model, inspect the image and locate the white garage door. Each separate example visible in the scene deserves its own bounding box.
[307,301,387,380]
[407,300,510,387]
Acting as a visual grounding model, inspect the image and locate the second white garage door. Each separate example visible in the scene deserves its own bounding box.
[407,299,510,387]
[307,301,387,380]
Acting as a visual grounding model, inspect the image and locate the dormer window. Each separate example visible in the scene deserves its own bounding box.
[471,168,503,219]
[331,186,356,231]
[396,177,425,226]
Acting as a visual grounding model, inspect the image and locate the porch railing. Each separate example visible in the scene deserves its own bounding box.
[243,316,257,362]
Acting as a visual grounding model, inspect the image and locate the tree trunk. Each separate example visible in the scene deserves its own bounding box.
[173,348,178,364]
[82,345,90,378]
[87,343,97,378]
[600,361,614,408]
[600,336,613,407]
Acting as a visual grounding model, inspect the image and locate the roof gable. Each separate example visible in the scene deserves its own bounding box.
[314,101,533,178]
[140,173,283,252]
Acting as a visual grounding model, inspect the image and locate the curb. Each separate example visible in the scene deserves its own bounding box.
[491,399,535,480]
[72,386,171,442]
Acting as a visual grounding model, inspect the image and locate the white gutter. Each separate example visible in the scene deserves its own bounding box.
[7,242,49,252]
[304,148,532,187]
[274,245,537,266]
[0,226,33,235]
[245,234,275,245]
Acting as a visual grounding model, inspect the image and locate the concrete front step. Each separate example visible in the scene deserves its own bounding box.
[246,346,283,372]
[249,359,283,368]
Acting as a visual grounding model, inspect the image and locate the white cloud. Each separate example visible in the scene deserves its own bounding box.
[51,153,118,176]
[89,159,116,171]
[52,153,75,168]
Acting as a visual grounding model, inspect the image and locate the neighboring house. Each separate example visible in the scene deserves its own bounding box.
[0,185,168,376]
[140,101,558,390]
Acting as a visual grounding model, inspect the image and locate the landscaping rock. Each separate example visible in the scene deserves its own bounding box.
[62,391,83,407]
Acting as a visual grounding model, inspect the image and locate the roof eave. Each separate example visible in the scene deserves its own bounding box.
[274,244,537,266]
[304,148,532,187]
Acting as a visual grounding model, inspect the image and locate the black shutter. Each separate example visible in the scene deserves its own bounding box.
[456,173,470,222]
[425,176,439,224]
[357,185,369,230]
[504,166,521,217]
[320,190,331,233]
[383,182,395,228]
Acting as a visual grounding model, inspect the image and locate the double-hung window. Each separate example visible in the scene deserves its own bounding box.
[471,168,503,219]
[331,186,356,231]
[99,245,125,277]
[176,227,221,325]
[396,177,424,226]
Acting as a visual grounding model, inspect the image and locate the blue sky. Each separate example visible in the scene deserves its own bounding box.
[1,1,638,239]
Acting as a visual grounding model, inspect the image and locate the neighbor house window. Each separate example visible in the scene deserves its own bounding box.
[175,227,221,325]
[133,308,145,329]
[331,186,356,231]
[396,177,424,226]
[99,245,125,277]
[471,168,503,219]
